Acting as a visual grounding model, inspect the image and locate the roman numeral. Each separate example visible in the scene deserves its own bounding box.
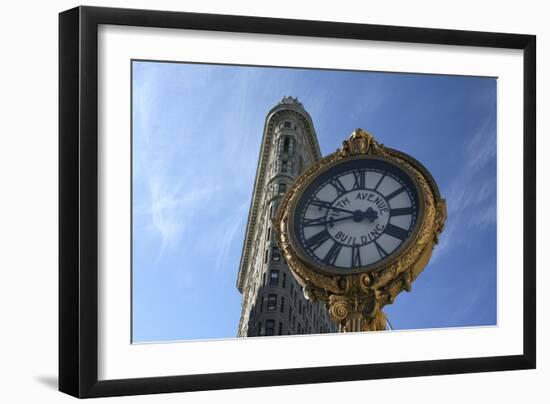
[305,230,330,251]
[374,241,388,259]
[384,223,410,240]
[390,207,413,216]
[303,216,327,227]
[310,197,332,210]
[323,242,343,265]
[352,171,365,190]
[329,178,347,196]
[351,245,361,267]
[385,187,405,201]
[374,174,385,191]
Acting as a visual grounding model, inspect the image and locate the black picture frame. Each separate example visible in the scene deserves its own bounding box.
[59,5,536,398]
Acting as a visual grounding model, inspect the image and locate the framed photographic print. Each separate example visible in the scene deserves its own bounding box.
[59,5,536,398]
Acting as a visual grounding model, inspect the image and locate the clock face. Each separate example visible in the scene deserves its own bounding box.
[291,156,422,274]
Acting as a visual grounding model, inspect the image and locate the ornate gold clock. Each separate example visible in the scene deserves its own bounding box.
[274,129,447,332]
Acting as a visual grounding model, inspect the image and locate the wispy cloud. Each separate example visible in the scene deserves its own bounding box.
[432,116,496,262]
[214,202,248,274]
[133,62,243,259]
[146,173,220,255]
[466,116,497,171]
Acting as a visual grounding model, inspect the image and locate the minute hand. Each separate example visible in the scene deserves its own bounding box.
[328,206,358,215]
[305,215,356,227]
[310,201,357,215]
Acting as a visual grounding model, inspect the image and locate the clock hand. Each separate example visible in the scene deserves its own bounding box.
[328,206,358,215]
[304,214,356,227]
[309,201,357,215]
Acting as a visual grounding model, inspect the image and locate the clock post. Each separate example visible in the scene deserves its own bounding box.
[274,129,447,332]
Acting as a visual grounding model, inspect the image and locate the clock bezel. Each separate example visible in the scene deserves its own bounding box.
[287,153,426,276]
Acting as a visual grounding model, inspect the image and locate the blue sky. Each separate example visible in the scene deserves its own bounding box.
[132,60,496,342]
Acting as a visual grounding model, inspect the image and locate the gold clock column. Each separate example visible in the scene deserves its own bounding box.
[275,129,447,333]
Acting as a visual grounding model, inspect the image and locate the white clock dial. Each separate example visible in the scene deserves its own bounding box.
[292,158,420,273]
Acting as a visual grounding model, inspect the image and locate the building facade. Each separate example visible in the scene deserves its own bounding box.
[236,96,337,337]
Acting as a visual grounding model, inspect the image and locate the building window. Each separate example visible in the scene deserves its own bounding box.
[260,296,264,312]
[269,204,273,218]
[289,307,292,321]
[299,300,302,315]
[264,249,269,264]
[267,294,277,311]
[267,227,271,241]
[280,296,285,313]
[281,160,288,173]
[283,137,290,153]
[265,319,275,336]
[279,322,283,336]
[258,322,264,336]
[271,247,281,262]
[284,121,292,129]
[269,270,279,286]
[279,183,286,194]
[282,273,286,288]
[262,272,266,286]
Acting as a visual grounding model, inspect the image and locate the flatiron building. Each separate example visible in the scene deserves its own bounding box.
[236,96,337,337]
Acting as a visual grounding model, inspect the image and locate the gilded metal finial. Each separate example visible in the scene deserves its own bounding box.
[340,128,381,157]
